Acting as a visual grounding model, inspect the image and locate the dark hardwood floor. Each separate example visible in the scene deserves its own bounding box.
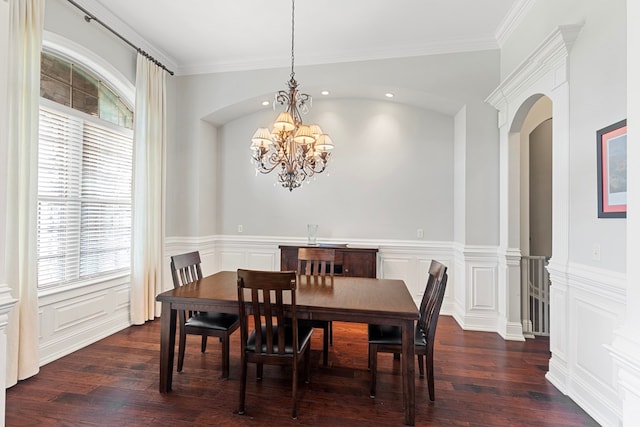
[6,316,598,426]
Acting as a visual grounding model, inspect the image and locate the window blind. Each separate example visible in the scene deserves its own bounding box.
[37,105,133,288]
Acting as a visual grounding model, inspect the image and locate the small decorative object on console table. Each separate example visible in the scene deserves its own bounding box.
[279,244,378,278]
[307,224,318,245]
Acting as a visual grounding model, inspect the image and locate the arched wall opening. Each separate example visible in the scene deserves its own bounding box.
[486,26,580,348]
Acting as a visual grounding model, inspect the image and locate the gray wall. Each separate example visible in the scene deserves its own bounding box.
[168,51,501,244]
[216,99,454,241]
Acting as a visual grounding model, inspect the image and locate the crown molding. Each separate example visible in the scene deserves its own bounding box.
[494,0,537,48]
[176,37,500,76]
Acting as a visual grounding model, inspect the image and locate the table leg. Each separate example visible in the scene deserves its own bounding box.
[159,302,176,393]
[402,319,415,425]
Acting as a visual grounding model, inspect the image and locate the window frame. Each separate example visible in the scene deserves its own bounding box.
[38,35,136,296]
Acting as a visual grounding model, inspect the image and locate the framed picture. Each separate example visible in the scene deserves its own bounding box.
[596,119,627,218]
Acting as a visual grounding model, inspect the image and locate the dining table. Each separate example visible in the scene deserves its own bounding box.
[156,270,419,425]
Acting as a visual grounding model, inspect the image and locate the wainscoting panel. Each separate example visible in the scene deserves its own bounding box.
[218,251,246,271]
[247,251,277,270]
[380,257,412,285]
[574,298,618,391]
[38,276,131,366]
[379,245,453,312]
[54,292,109,332]
[451,245,500,332]
[471,266,497,310]
[548,262,568,375]
[546,261,626,427]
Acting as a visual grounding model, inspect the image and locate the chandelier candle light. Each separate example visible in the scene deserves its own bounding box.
[250,0,334,191]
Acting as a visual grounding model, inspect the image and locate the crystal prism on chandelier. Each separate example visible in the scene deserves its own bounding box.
[250,0,334,191]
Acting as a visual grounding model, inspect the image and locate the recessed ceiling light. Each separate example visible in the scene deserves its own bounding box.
[261,100,270,106]
[385,93,394,98]
[321,90,329,96]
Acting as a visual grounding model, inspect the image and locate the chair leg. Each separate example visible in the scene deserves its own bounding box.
[292,358,299,419]
[221,336,230,379]
[367,344,370,369]
[201,336,207,353]
[427,346,435,401]
[369,344,377,398]
[177,328,187,372]
[257,363,263,380]
[304,345,311,383]
[322,325,329,366]
[238,354,247,415]
[418,354,425,378]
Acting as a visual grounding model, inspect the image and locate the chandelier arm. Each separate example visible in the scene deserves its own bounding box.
[254,157,282,174]
[301,156,327,176]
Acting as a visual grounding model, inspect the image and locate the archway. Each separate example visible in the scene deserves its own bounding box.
[486,25,581,391]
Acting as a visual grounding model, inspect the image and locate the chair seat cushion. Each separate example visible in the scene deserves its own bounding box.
[246,324,314,354]
[368,324,427,347]
[186,312,240,330]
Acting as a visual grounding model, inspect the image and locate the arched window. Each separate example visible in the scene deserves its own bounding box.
[37,49,134,288]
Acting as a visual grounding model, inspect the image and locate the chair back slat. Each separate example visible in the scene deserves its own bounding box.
[424,272,448,343]
[297,248,335,277]
[170,251,203,288]
[237,269,298,357]
[418,260,447,333]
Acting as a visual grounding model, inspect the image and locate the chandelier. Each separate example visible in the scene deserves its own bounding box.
[250,0,334,191]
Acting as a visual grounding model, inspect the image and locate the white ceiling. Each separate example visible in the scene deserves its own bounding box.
[84,0,525,76]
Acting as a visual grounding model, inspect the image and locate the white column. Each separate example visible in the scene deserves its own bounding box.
[0,285,18,427]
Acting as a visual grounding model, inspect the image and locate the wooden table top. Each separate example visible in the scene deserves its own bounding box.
[157,270,418,322]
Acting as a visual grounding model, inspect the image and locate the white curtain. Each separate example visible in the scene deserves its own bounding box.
[4,0,45,387]
[130,54,167,324]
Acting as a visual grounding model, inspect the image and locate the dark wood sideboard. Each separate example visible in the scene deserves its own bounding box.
[279,245,378,278]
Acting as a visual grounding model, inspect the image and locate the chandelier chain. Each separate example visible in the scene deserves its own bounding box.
[290,0,295,80]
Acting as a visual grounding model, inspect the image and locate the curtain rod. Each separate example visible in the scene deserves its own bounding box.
[66,0,175,76]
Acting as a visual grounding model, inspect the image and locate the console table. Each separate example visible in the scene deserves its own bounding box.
[279,244,378,278]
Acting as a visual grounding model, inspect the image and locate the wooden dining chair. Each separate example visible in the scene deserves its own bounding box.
[368,260,448,401]
[236,269,313,419]
[170,251,240,379]
[296,247,335,366]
